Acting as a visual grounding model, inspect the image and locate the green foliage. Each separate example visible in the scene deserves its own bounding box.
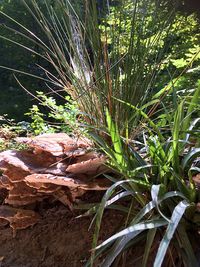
[0,0,179,135]
[25,105,53,135]
[157,13,200,94]
[0,90,80,147]
[87,85,200,266]
[0,115,29,151]
[171,45,200,68]
[25,92,79,135]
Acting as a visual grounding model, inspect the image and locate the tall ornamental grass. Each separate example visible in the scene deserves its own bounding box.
[0,0,177,135]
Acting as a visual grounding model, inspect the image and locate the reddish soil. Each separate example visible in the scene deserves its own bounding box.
[0,194,124,267]
[0,194,199,267]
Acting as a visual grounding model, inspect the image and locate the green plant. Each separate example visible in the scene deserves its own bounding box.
[25,91,79,135]
[0,115,29,151]
[25,104,53,135]
[86,85,200,266]
[0,0,180,135]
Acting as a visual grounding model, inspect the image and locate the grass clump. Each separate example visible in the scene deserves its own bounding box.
[88,85,200,267]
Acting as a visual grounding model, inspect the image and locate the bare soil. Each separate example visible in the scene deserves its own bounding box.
[0,194,199,267]
[0,194,123,267]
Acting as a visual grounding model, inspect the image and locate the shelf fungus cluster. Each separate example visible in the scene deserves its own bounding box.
[0,133,109,230]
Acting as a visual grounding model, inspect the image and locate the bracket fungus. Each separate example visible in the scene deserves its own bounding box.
[0,133,109,229]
